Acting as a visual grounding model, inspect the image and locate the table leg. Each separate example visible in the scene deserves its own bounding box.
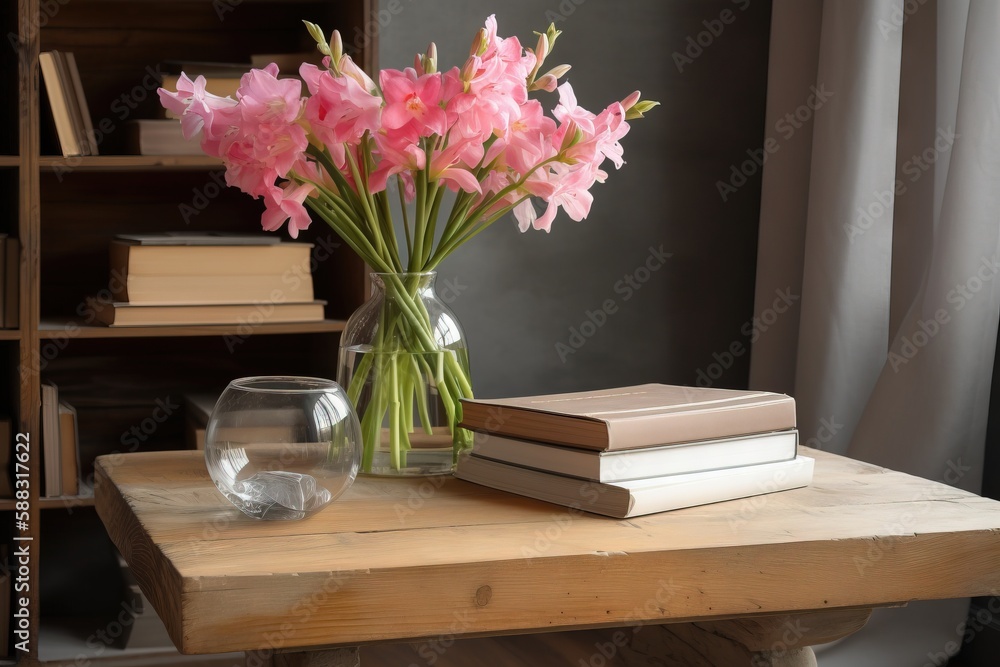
[267,647,361,667]
[618,608,872,667]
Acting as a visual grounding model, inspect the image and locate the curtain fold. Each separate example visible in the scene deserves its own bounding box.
[751,0,1000,663]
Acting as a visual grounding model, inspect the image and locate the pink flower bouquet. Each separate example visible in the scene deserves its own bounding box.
[160,17,656,472]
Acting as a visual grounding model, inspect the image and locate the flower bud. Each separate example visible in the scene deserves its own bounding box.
[625,99,660,120]
[425,42,438,74]
[413,53,425,76]
[545,23,562,51]
[330,30,344,65]
[530,74,558,92]
[470,28,488,56]
[621,91,641,111]
[544,64,571,80]
[534,33,549,66]
[303,21,332,57]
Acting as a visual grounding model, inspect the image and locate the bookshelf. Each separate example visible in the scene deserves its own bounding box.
[5,0,375,665]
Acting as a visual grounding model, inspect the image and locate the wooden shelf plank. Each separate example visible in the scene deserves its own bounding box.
[0,328,20,340]
[38,318,347,339]
[39,155,222,171]
[0,155,18,167]
[0,498,18,510]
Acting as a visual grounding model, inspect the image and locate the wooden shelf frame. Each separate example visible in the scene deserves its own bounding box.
[37,318,348,339]
[6,0,377,664]
[38,156,223,171]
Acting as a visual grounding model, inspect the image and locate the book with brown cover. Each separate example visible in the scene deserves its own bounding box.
[63,52,99,155]
[58,401,80,496]
[460,384,796,451]
[110,239,312,277]
[113,272,315,305]
[41,381,62,497]
[90,299,326,327]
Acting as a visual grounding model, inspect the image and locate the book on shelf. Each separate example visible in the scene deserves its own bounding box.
[126,119,201,155]
[162,73,241,99]
[63,52,99,155]
[116,232,283,246]
[250,52,323,70]
[39,51,97,157]
[113,272,315,306]
[0,416,12,498]
[58,401,80,497]
[110,237,312,277]
[455,453,815,519]
[90,299,326,327]
[471,429,798,483]
[41,381,62,497]
[39,51,83,157]
[460,384,796,451]
[2,236,19,327]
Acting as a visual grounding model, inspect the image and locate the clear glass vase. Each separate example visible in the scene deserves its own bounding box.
[204,376,362,520]
[337,272,474,476]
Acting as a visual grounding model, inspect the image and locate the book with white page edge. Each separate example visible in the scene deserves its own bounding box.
[471,429,798,483]
[455,454,815,519]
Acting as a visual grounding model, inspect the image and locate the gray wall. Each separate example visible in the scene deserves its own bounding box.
[378,0,771,399]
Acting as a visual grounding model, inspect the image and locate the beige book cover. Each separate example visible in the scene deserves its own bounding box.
[461,384,796,451]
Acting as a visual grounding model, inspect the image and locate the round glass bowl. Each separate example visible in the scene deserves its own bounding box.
[204,376,362,520]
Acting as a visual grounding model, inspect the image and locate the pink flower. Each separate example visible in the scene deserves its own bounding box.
[237,64,302,125]
[369,133,425,194]
[380,68,448,138]
[301,63,381,146]
[496,99,557,175]
[262,180,314,238]
[429,144,481,194]
[157,74,238,151]
[553,82,596,135]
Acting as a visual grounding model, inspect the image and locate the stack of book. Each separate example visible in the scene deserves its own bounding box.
[39,50,98,157]
[41,381,80,498]
[456,384,812,519]
[91,233,326,326]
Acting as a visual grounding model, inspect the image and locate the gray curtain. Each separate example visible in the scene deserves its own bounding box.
[751,0,1000,664]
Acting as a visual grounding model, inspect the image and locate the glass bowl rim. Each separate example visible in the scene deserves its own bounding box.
[226,376,343,394]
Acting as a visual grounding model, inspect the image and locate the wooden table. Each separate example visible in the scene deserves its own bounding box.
[94,447,1000,667]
